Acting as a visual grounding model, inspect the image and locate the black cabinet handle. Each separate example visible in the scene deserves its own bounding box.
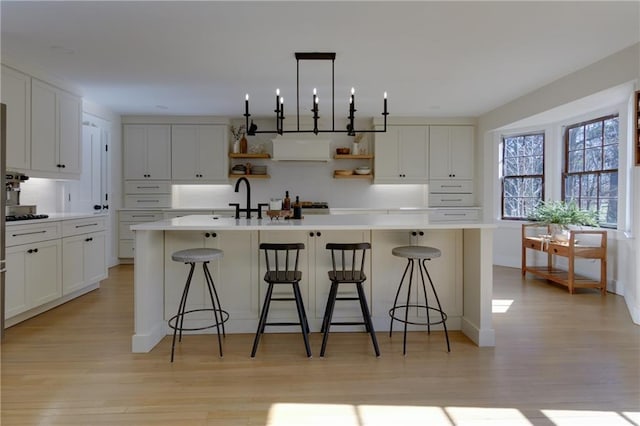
[85,237,93,242]
[28,248,39,254]
[61,164,66,168]
[204,232,217,238]
[316,232,321,237]
[309,232,314,237]
[411,231,417,236]
[419,231,424,236]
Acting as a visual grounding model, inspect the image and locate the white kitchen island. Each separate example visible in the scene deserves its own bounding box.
[131,214,495,352]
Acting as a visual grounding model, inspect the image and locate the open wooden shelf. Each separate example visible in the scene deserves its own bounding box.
[229,153,271,159]
[334,154,374,160]
[333,172,373,179]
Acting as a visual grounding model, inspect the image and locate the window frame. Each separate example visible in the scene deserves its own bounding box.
[562,114,619,228]
[500,131,546,221]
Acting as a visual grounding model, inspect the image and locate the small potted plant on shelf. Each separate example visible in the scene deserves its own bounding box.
[527,200,599,242]
[352,133,365,155]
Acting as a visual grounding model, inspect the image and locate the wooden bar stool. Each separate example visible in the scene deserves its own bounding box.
[389,245,450,354]
[168,248,228,362]
[320,242,380,357]
[251,243,311,358]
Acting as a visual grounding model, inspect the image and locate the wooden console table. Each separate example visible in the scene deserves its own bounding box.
[521,223,607,294]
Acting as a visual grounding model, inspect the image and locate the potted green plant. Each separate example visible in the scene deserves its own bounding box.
[528,200,599,241]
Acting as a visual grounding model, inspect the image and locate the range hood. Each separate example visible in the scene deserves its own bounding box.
[271,137,332,161]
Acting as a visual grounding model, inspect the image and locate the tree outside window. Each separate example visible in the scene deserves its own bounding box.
[563,115,618,228]
[501,133,545,220]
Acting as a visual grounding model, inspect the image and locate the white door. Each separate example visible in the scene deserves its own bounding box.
[146,125,171,180]
[123,125,148,179]
[398,126,429,182]
[198,125,228,181]
[57,90,82,174]
[1,65,31,171]
[30,79,57,173]
[449,126,474,180]
[171,125,198,180]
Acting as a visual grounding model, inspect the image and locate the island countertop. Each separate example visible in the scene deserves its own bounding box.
[131,213,495,231]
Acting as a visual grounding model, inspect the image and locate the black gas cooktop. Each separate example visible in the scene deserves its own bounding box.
[5,214,49,222]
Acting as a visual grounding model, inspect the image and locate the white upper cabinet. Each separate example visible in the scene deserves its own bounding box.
[429,125,474,181]
[123,124,171,180]
[171,124,228,182]
[374,125,429,184]
[1,65,31,171]
[31,78,82,176]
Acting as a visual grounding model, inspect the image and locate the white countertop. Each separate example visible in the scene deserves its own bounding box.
[131,213,494,231]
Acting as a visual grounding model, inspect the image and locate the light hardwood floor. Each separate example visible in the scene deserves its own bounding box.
[1,265,639,425]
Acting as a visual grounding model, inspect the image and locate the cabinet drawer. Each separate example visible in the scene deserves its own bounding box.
[6,222,61,247]
[430,180,473,193]
[125,180,171,194]
[429,193,475,207]
[428,209,479,222]
[124,194,171,208]
[62,217,106,237]
[119,240,135,258]
[119,211,164,222]
[119,223,136,240]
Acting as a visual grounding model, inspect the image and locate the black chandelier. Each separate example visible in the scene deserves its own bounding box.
[244,52,388,136]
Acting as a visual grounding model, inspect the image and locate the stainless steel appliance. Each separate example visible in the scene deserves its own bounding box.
[1,103,6,338]
[4,172,47,221]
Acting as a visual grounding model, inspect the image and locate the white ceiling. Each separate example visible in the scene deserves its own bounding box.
[1,1,638,119]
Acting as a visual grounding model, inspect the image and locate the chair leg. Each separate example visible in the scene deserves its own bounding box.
[402,259,415,356]
[389,259,412,338]
[320,282,339,357]
[292,283,312,358]
[203,262,226,337]
[171,262,195,362]
[251,283,275,358]
[203,263,224,358]
[421,259,450,352]
[417,259,431,335]
[356,282,380,357]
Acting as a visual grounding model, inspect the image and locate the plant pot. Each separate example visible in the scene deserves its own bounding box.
[550,224,570,242]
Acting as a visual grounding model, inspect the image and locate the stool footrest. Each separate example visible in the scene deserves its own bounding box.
[168,308,229,332]
[328,321,367,326]
[389,304,448,326]
[265,321,308,327]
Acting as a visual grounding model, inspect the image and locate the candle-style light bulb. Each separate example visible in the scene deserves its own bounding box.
[276,88,280,96]
[245,94,249,116]
[384,91,387,99]
[313,88,317,95]
[245,94,249,101]
[351,87,355,95]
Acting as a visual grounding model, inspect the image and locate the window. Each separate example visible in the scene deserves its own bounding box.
[501,132,545,219]
[563,115,618,227]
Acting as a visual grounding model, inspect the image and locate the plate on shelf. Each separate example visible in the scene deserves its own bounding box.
[354,168,371,175]
[334,169,353,176]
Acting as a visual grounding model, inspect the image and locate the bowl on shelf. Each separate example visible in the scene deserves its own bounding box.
[334,169,354,176]
[354,166,371,175]
[336,147,351,155]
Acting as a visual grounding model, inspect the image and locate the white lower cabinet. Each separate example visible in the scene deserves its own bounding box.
[62,231,106,295]
[164,230,260,330]
[5,239,62,319]
[259,230,370,328]
[118,210,164,258]
[370,229,463,329]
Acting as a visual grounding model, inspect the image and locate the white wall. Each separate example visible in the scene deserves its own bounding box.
[478,43,640,323]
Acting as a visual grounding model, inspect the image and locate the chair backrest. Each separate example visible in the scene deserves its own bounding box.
[326,242,370,282]
[259,243,305,281]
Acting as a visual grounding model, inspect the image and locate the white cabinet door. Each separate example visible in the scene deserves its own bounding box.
[398,126,429,182]
[429,125,474,180]
[146,125,171,180]
[124,124,171,180]
[26,239,62,308]
[172,125,228,182]
[197,125,227,182]
[5,248,28,319]
[374,125,428,184]
[31,79,81,176]
[57,89,82,174]
[123,125,148,179]
[1,65,31,171]
[62,231,106,295]
[31,79,57,173]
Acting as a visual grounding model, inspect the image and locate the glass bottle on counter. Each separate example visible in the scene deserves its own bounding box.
[293,196,302,219]
[283,191,291,211]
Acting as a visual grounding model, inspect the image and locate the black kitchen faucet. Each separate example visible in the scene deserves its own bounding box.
[229,177,268,219]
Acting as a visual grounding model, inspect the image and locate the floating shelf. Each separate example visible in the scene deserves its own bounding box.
[334,154,374,160]
[229,153,271,159]
[333,172,373,179]
[228,174,270,179]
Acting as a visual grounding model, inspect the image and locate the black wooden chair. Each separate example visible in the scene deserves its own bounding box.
[320,242,380,357]
[251,242,311,358]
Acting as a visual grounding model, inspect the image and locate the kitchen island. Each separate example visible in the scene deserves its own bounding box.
[131,214,495,352]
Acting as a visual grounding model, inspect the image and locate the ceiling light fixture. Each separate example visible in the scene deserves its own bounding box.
[244,52,388,136]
